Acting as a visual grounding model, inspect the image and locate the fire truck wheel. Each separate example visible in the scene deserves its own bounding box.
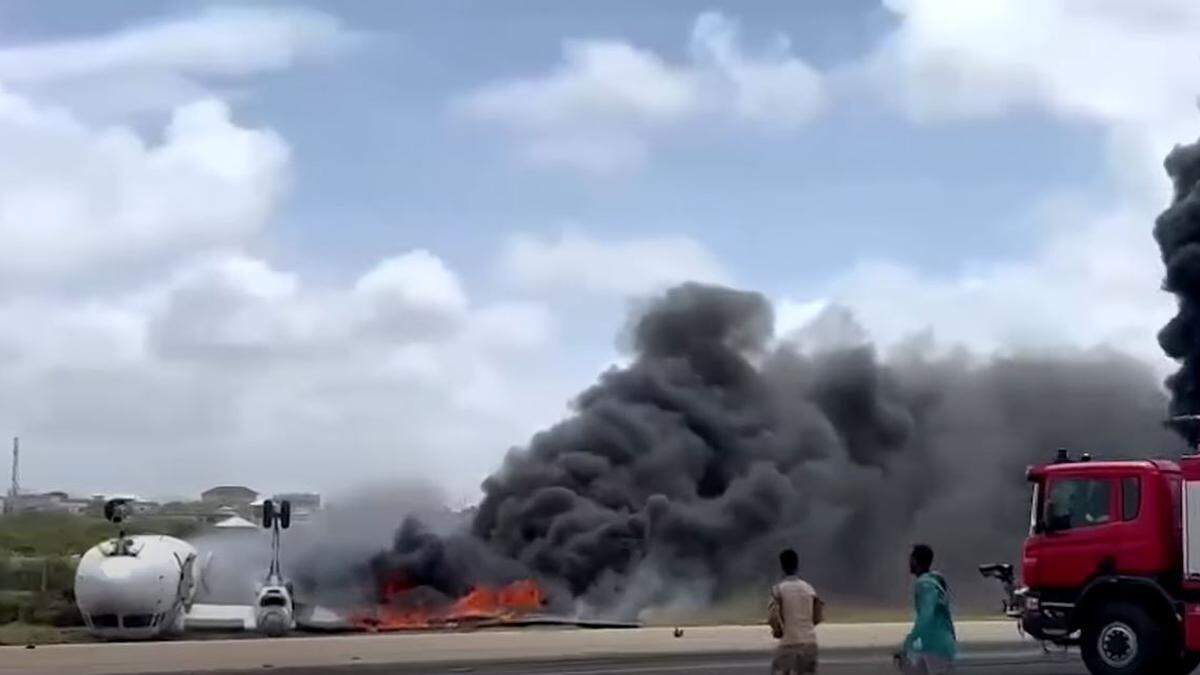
[1081,602,1167,675]
[1174,652,1200,674]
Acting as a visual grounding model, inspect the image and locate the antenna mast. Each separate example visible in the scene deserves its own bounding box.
[4,437,17,515]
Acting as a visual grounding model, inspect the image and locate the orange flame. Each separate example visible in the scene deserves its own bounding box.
[352,579,546,631]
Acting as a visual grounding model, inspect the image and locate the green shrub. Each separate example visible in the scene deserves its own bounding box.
[0,514,113,556]
[0,512,204,558]
[0,598,20,624]
[18,591,81,627]
[0,556,77,593]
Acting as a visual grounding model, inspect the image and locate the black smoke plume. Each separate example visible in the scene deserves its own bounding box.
[299,284,1176,615]
[1156,139,1200,428]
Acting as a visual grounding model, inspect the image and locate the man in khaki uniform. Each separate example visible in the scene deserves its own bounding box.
[768,549,824,674]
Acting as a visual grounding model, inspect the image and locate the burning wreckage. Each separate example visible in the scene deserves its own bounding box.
[75,137,1200,640]
[286,279,1185,634]
[292,515,641,631]
[349,579,546,631]
[291,522,623,631]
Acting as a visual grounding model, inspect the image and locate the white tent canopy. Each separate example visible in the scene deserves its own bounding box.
[213,515,259,529]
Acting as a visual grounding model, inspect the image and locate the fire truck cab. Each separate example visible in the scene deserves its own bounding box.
[991,449,1200,674]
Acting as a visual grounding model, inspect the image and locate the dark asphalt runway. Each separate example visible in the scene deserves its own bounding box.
[163,649,1088,674]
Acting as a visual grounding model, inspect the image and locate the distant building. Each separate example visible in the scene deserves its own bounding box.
[274,492,320,510]
[201,486,258,507]
[277,492,321,522]
[59,499,91,515]
[202,505,244,524]
[158,500,219,521]
[246,492,322,524]
[130,500,160,515]
[14,492,68,512]
[3,491,148,515]
[213,514,259,529]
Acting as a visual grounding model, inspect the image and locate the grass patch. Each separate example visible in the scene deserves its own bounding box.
[0,512,204,628]
[0,512,202,557]
[0,622,93,645]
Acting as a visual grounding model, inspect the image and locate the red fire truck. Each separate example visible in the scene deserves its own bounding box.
[983,446,1200,674]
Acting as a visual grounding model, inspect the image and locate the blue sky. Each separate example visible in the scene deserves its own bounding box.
[0,0,1104,283]
[0,1,1193,501]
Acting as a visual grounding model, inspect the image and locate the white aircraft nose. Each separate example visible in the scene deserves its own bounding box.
[87,556,138,581]
[75,536,195,638]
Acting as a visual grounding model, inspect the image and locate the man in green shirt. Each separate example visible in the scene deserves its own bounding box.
[895,544,957,674]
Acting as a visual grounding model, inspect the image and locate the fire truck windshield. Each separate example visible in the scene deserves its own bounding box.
[1045,478,1113,531]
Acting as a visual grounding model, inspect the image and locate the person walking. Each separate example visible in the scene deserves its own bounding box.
[895,544,957,674]
[768,548,824,674]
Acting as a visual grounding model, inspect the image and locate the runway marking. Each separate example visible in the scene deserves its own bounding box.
[430,651,1078,675]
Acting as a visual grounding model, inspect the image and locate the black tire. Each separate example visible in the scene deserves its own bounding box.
[279,500,291,530]
[1081,602,1169,675]
[261,499,275,529]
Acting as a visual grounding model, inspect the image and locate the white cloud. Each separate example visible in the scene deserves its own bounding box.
[861,0,1200,188]
[464,41,696,131]
[774,298,830,339]
[464,302,556,352]
[0,249,570,501]
[870,0,1200,118]
[459,40,694,173]
[146,253,322,361]
[0,90,289,282]
[0,298,145,372]
[785,0,1196,372]
[500,230,731,296]
[355,250,471,341]
[0,6,353,82]
[689,12,825,131]
[458,12,825,173]
[0,9,580,503]
[0,7,355,118]
[797,205,1171,368]
[8,0,1195,504]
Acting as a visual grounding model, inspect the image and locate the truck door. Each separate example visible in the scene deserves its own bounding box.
[1026,475,1119,589]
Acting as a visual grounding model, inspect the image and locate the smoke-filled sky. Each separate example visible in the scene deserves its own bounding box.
[0,1,1198,501]
[291,286,1178,616]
